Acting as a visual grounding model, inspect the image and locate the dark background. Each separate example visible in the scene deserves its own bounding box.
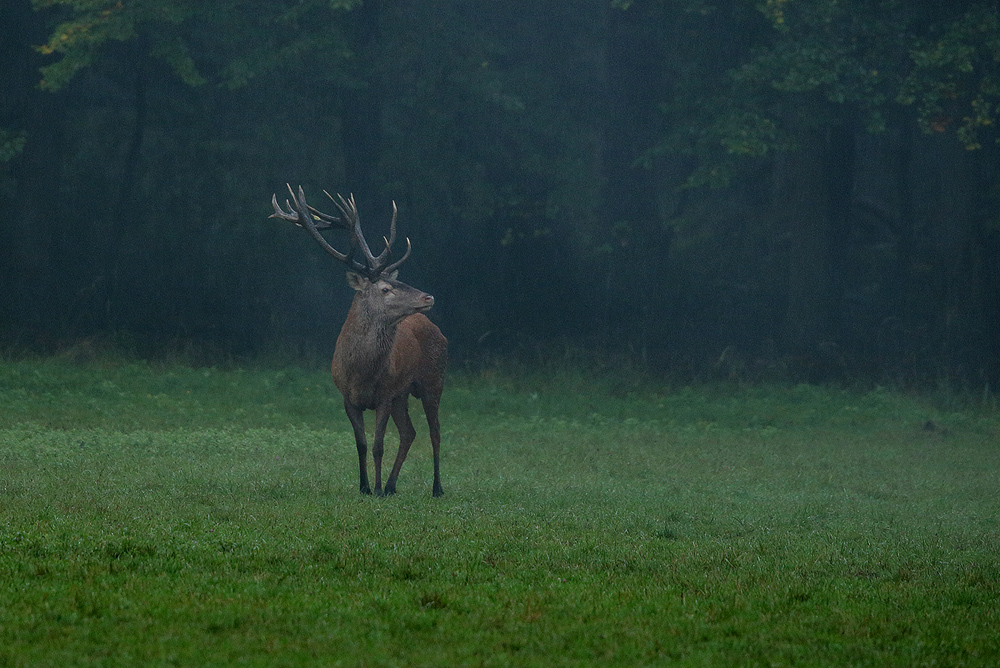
[2,0,999,387]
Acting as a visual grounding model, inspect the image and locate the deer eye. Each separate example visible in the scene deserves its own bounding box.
[381,286,391,294]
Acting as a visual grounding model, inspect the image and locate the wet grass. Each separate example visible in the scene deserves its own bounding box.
[0,356,998,666]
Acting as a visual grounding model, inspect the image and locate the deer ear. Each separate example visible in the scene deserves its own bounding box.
[345,271,366,291]
[388,270,399,280]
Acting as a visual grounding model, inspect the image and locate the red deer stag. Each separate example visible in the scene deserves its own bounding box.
[271,185,447,497]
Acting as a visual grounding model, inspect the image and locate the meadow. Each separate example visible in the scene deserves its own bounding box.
[0,355,997,666]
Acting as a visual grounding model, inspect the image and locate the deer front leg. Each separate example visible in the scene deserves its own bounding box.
[344,402,371,495]
[371,404,394,496]
[384,395,416,497]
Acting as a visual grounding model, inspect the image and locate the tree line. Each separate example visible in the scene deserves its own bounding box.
[2,0,998,387]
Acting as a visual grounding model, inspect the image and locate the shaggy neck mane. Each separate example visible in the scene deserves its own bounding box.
[341,297,399,373]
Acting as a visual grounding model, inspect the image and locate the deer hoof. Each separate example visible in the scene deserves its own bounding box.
[432,485,444,498]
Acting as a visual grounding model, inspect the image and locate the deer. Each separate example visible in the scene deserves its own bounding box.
[271,185,447,497]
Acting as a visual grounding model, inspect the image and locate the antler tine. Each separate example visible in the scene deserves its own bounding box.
[305,207,336,229]
[331,192,382,276]
[272,184,306,225]
[383,236,412,275]
[273,185,359,267]
[270,192,298,222]
[372,200,398,267]
[275,185,333,229]
[275,186,412,279]
[319,190,354,230]
[291,186,355,264]
[268,187,331,230]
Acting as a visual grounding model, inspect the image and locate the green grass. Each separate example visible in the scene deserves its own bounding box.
[0,356,998,666]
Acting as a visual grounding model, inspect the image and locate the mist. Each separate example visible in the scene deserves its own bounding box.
[2,0,999,387]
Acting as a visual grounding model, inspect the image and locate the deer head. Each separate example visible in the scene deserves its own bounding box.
[271,185,430,327]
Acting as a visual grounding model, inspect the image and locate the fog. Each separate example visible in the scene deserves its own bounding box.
[2,0,998,386]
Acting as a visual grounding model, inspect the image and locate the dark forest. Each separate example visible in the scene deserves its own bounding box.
[3,0,999,387]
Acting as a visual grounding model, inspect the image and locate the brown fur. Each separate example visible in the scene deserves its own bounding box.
[332,275,448,497]
[270,187,447,496]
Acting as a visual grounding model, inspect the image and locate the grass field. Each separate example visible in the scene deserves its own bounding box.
[0,356,998,666]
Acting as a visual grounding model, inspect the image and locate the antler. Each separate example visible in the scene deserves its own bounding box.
[327,191,412,277]
[270,184,411,279]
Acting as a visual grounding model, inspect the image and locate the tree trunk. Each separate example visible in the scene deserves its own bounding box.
[102,50,148,331]
[917,134,975,377]
[603,2,667,361]
[340,0,384,207]
[1,1,67,344]
[779,120,835,357]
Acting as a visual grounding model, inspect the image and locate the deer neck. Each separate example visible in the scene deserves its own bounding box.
[338,297,400,375]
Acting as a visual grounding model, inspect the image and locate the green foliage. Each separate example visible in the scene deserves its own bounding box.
[901,5,1000,148]
[30,0,359,91]
[1,358,998,664]
[761,0,1000,146]
[204,0,359,90]
[0,129,27,163]
[33,0,202,90]
[10,0,1000,381]
[656,0,1000,188]
[734,0,900,128]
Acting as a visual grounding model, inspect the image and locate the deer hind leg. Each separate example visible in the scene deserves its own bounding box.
[422,391,444,498]
[371,405,394,496]
[383,395,416,497]
[344,401,371,495]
